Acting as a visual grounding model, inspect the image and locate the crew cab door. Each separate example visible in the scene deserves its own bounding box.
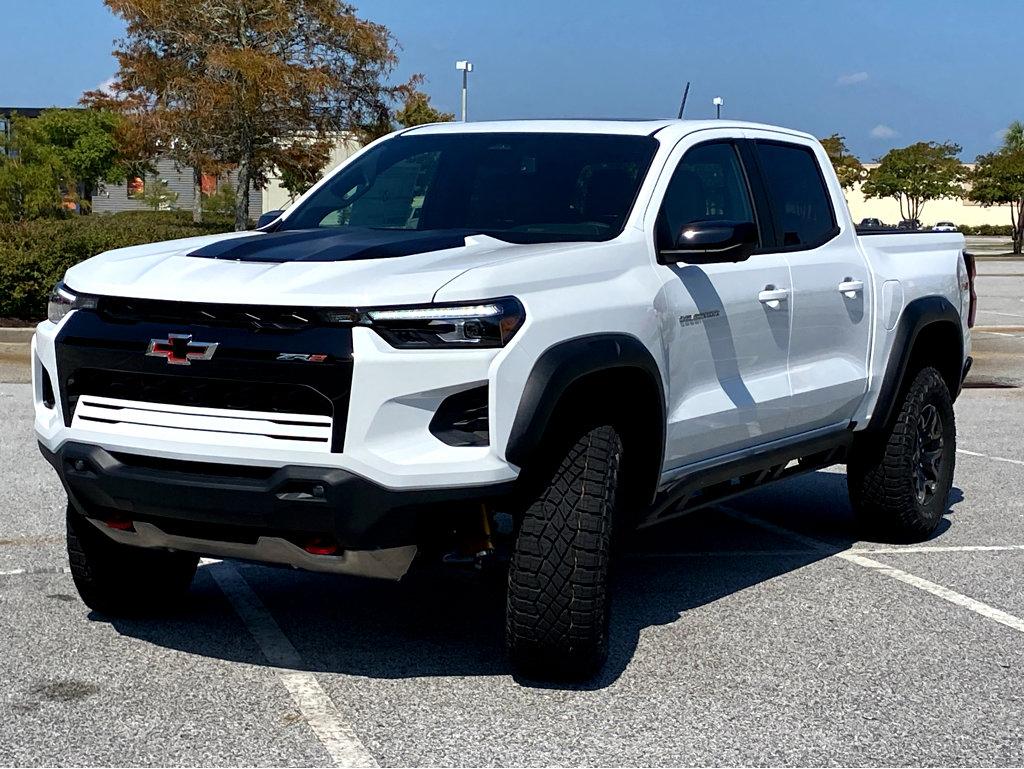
[742,133,872,431]
[648,135,793,469]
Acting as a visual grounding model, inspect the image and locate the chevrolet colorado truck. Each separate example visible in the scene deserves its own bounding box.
[34,120,975,679]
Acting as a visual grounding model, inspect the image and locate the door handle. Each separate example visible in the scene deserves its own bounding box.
[838,278,864,298]
[757,286,789,309]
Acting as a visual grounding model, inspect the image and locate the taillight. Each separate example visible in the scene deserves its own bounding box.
[964,251,977,328]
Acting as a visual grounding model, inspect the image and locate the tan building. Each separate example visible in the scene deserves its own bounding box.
[844,163,1014,228]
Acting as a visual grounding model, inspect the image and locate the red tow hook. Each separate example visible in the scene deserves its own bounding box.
[302,538,338,556]
[103,518,135,532]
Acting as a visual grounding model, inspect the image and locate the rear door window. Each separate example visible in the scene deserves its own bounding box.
[754,142,837,248]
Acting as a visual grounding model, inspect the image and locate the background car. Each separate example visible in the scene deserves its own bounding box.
[933,221,958,232]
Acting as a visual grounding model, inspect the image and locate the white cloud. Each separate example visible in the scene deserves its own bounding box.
[870,124,898,139]
[836,71,869,86]
[94,76,118,95]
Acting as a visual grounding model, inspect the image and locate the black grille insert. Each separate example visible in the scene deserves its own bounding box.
[97,297,350,332]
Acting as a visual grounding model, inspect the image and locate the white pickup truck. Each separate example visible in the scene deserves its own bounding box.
[33,119,975,679]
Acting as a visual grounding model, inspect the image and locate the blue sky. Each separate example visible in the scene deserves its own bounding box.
[1,0,1017,160]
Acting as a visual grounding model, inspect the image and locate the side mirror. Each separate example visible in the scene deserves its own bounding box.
[255,210,284,229]
[659,220,758,265]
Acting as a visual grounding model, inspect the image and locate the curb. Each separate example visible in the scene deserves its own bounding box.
[0,328,34,343]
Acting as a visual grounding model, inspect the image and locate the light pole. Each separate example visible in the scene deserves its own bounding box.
[456,60,473,122]
[713,96,724,119]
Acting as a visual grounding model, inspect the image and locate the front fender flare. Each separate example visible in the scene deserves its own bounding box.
[505,333,665,473]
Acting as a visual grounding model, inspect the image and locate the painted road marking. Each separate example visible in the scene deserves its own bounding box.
[957,448,1023,465]
[209,562,378,769]
[724,507,1024,637]
[841,552,1024,634]
[850,544,1024,554]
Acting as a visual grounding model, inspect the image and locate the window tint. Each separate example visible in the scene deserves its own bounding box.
[755,142,836,247]
[658,142,754,248]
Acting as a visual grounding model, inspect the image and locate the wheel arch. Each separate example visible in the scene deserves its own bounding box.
[866,295,964,432]
[505,333,666,505]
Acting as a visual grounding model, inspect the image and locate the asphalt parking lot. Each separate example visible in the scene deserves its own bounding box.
[1,261,1022,767]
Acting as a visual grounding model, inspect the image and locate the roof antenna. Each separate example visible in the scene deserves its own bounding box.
[676,81,691,119]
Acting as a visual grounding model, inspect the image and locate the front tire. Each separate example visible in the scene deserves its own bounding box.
[848,366,956,542]
[506,424,621,680]
[66,503,199,615]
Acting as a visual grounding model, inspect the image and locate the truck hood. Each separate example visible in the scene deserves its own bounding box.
[64,229,593,306]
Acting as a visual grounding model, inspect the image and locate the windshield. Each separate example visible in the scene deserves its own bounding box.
[277,132,659,243]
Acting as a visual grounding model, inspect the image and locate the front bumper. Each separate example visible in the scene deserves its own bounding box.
[43,441,514,575]
[33,313,520,490]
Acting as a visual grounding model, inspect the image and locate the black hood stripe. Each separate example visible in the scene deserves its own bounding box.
[188,227,475,263]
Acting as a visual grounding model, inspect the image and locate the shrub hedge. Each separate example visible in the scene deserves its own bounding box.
[957,224,1014,236]
[0,211,234,321]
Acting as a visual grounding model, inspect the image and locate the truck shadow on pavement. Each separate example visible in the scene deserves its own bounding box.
[94,469,963,690]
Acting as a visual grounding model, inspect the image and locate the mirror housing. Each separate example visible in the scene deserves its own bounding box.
[256,210,284,229]
[659,220,758,264]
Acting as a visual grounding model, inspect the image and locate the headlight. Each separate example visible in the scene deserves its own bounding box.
[47,282,98,324]
[354,297,525,349]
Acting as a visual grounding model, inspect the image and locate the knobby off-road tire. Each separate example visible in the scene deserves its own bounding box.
[848,366,956,542]
[506,424,622,680]
[66,502,199,615]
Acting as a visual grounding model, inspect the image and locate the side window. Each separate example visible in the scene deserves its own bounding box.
[658,142,755,249]
[754,142,837,247]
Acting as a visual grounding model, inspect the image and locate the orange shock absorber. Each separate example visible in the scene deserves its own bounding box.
[477,504,495,560]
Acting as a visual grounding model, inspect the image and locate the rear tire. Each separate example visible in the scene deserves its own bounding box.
[506,424,621,680]
[66,503,199,615]
[848,366,956,542]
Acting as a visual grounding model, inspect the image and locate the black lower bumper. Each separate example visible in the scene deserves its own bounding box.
[42,442,513,550]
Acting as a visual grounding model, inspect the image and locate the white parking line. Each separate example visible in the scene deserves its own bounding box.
[0,566,70,577]
[841,552,1024,634]
[209,562,378,768]
[850,544,1024,554]
[723,507,1024,637]
[957,448,1023,465]
[992,456,1024,467]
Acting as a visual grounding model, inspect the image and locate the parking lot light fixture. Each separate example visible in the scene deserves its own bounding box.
[456,60,473,121]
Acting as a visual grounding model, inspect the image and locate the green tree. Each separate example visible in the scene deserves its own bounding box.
[8,109,127,211]
[203,181,237,217]
[140,178,179,211]
[819,133,864,190]
[1003,120,1024,153]
[970,127,1024,254]
[0,157,63,222]
[104,0,405,231]
[862,141,966,222]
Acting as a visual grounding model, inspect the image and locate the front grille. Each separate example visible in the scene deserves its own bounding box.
[68,369,333,417]
[55,307,354,451]
[97,297,351,332]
